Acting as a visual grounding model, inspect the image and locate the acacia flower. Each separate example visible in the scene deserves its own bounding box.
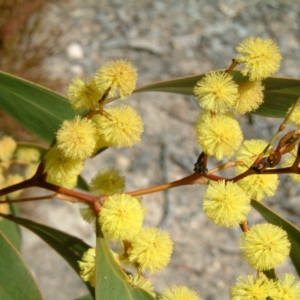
[287,104,300,127]
[230,274,277,300]
[44,147,84,188]
[193,71,238,114]
[0,136,17,161]
[78,248,96,287]
[236,139,279,201]
[56,116,98,160]
[99,194,144,240]
[282,150,300,183]
[93,105,143,148]
[203,180,251,227]
[275,273,300,300]
[127,274,155,297]
[95,60,137,99]
[234,81,264,114]
[68,77,102,111]
[195,113,243,160]
[128,228,173,274]
[161,286,202,300]
[236,37,282,81]
[90,167,125,195]
[15,146,41,163]
[240,223,291,270]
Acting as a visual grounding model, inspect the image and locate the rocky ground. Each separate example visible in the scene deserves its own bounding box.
[2,0,300,299]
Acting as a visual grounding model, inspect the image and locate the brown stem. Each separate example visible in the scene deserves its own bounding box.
[240,220,249,232]
[226,59,238,74]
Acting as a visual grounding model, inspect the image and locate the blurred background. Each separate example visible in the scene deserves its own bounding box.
[1,0,300,299]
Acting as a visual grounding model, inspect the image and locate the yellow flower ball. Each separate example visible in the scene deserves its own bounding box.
[161,286,202,300]
[203,180,251,227]
[234,81,264,114]
[99,194,144,240]
[68,77,103,111]
[230,274,277,300]
[275,273,300,300]
[195,113,243,160]
[282,150,300,183]
[236,37,282,81]
[127,274,155,297]
[194,71,238,114]
[0,136,17,161]
[93,104,143,148]
[128,228,173,274]
[89,167,125,195]
[240,223,291,270]
[78,248,96,287]
[56,116,98,160]
[95,60,137,99]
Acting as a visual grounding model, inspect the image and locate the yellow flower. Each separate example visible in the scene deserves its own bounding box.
[99,194,144,240]
[236,37,282,81]
[240,223,291,270]
[15,146,41,163]
[90,167,125,195]
[56,116,98,160]
[276,273,300,300]
[79,206,96,223]
[127,274,155,297]
[203,180,251,227]
[193,71,238,114]
[5,174,24,199]
[93,105,143,148]
[0,136,17,161]
[78,248,96,287]
[161,286,202,300]
[95,60,137,99]
[44,147,84,188]
[68,77,103,111]
[128,228,173,274]
[234,81,264,114]
[236,139,279,201]
[195,113,243,160]
[287,104,300,127]
[230,274,277,300]
[282,150,300,183]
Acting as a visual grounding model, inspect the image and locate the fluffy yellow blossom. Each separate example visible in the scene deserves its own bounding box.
[236,37,282,81]
[15,146,41,163]
[44,147,84,188]
[236,139,279,201]
[234,81,264,114]
[276,273,300,300]
[78,248,96,287]
[56,116,97,160]
[68,77,102,111]
[195,113,243,160]
[99,194,144,240]
[90,167,125,195]
[203,180,251,227]
[128,228,173,274]
[287,104,300,127]
[0,136,17,161]
[24,163,39,179]
[193,71,238,114]
[95,60,137,99]
[93,105,143,148]
[282,150,300,183]
[5,174,24,199]
[0,201,9,220]
[127,274,155,297]
[240,223,291,270]
[161,286,202,300]
[79,206,96,223]
[230,274,277,300]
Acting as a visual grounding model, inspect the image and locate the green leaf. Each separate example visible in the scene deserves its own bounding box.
[0,71,76,144]
[0,230,43,299]
[0,213,94,297]
[134,70,300,118]
[251,200,300,277]
[75,295,94,300]
[0,204,21,250]
[77,176,90,191]
[95,223,155,300]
